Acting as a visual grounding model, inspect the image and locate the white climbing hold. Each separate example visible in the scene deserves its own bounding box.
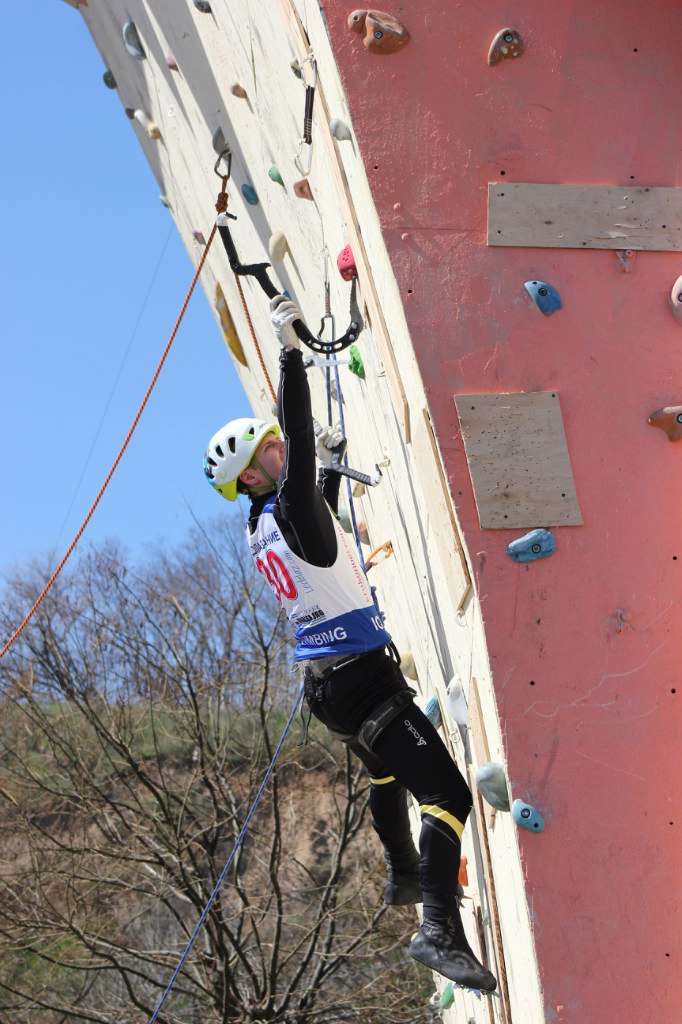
[445,675,469,727]
[268,231,289,263]
[400,651,418,681]
[122,21,146,59]
[133,110,161,138]
[330,117,352,141]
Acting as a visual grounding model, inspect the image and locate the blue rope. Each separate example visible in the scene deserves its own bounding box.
[146,686,305,1024]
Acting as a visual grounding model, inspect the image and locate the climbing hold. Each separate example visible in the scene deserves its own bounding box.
[124,108,135,120]
[348,344,366,379]
[268,165,285,186]
[524,280,562,315]
[241,184,259,206]
[348,10,411,54]
[268,231,289,263]
[337,507,353,534]
[103,69,117,89]
[424,697,442,730]
[159,195,172,209]
[476,762,511,811]
[122,21,146,60]
[648,406,682,441]
[352,481,366,498]
[616,249,635,273]
[133,110,161,139]
[445,675,469,728]
[192,230,206,245]
[512,799,545,833]
[293,178,314,201]
[507,528,555,563]
[357,521,370,545]
[230,82,248,99]
[439,981,455,1009]
[212,127,227,155]
[215,283,247,366]
[330,117,352,142]
[337,244,358,281]
[488,27,524,66]
[290,59,303,79]
[166,53,179,71]
[670,274,682,324]
[193,0,211,11]
[401,652,418,681]
[458,856,469,887]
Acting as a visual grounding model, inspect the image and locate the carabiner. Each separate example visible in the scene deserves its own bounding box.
[295,139,313,176]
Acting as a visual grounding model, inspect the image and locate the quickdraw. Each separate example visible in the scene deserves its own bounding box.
[364,541,394,572]
[294,53,317,176]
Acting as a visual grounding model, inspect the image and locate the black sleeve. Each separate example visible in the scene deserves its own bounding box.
[275,348,339,567]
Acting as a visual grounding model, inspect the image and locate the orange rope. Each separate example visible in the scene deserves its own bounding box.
[0,181,229,661]
[233,275,277,404]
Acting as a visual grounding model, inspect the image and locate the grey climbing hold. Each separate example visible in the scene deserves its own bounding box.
[241,184,259,206]
[330,117,352,141]
[122,21,146,60]
[159,195,172,209]
[193,0,211,11]
[424,697,442,731]
[512,799,545,832]
[507,528,555,563]
[524,280,562,315]
[475,762,511,811]
[212,127,227,155]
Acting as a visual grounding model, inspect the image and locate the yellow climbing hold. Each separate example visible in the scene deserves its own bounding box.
[215,283,247,366]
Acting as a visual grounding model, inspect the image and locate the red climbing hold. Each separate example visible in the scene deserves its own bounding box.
[293,179,314,200]
[347,10,410,54]
[337,244,358,281]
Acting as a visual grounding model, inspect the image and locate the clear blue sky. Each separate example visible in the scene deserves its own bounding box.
[0,3,250,583]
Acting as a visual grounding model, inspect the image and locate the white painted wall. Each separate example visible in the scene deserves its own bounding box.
[73,2,544,1020]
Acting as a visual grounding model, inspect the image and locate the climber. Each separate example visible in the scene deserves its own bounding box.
[203,296,497,994]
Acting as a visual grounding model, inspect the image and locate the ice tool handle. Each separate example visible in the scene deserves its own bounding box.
[330,441,382,487]
[216,214,363,354]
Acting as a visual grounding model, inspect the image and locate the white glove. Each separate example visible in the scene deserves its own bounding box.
[313,419,345,468]
[270,294,302,350]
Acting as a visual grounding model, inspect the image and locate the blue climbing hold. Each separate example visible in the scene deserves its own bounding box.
[122,21,146,60]
[524,280,562,315]
[512,799,545,832]
[476,762,511,811]
[424,697,442,731]
[241,184,259,206]
[507,528,555,563]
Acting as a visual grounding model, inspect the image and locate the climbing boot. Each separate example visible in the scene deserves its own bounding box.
[384,870,422,906]
[409,913,497,993]
[384,857,422,906]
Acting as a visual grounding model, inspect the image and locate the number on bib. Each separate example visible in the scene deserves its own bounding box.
[256,551,298,603]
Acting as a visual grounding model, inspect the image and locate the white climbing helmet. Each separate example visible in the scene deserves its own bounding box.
[203,417,281,501]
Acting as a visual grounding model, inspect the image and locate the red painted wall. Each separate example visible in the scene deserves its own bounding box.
[324,3,682,1020]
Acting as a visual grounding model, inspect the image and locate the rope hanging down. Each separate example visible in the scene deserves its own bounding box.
[0,177,230,662]
[145,687,305,1024]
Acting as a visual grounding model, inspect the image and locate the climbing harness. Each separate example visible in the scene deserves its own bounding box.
[145,687,305,1024]
[294,53,317,176]
[215,214,363,354]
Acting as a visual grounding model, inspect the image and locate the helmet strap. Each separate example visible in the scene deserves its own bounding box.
[245,456,278,496]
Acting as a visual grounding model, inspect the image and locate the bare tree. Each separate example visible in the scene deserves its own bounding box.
[0,521,435,1024]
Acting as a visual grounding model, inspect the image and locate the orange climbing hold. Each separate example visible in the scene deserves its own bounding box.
[347,9,410,54]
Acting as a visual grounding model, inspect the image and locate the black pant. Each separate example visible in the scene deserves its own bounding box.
[303,648,472,899]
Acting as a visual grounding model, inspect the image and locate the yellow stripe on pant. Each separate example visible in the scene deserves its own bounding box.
[420,803,465,840]
[370,775,396,785]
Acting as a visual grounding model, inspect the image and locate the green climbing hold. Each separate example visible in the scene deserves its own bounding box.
[268,165,284,186]
[103,69,117,89]
[348,344,365,379]
[439,982,455,1008]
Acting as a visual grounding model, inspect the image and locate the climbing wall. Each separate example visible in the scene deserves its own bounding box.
[67,1,682,1022]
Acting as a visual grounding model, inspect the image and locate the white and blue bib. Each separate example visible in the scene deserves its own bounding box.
[248,498,392,660]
